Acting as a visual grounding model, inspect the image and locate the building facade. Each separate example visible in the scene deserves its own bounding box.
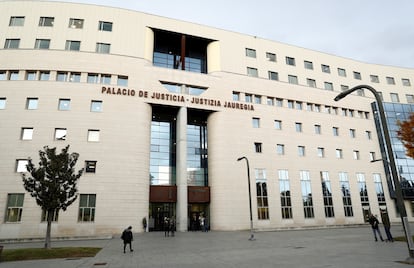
[1,1,414,240]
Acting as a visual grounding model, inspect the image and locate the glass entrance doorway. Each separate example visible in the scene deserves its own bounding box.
[188,203,209,231]
[149,203,176,231]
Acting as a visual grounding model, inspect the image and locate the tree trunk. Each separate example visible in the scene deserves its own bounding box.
[44,209,53,249]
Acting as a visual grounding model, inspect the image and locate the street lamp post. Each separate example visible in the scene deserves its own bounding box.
[335,85,414,262]
[237,156,255,241]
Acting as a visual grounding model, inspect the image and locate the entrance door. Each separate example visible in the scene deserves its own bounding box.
[188,203,209,231]
[149,203,175,231]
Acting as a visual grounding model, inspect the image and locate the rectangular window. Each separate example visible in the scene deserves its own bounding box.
[91,100,103,112]
[78,194,96,222]
[65,40,81,51]
[26,71,37,80]
[353,71,361,80]
[87,73,99,83]
[356,89,365,96]
[390,93,400,103]
[274,120,282,130]
[286,57,295,66]
[288,75,298,84]
[317,147,325,158]
[6,194,24,222]
[338,68,346,77]
[26,98,38,110]
[339,172,353,217]
[96,43,110,53]
[373,173,386,206]
[314,104,321,112]
[324,82,333,91]
[21,128,34,140]
[88,129,100,142]
[254,142,262,153]
[4,39,20,49]
[300,171,314,218]
[314,124,321,134]
[366,131,372,140]
[39,17,54,26]
[39,71,50,81]
[9,70,19,80]
[69,72,81,82]
[58,99,70,110]
[254,95,261,104]
[69,18,84,29]
[266,52,276,62]
[369,152,376,161]
[117,75,128,86]
[0,71,5,80]
[9,16,25,26]
[266,97,274,106]
[100,74,111,84]
[307,78,316,87]
[245,94,252,103]
[333,127,339,136]
[252,117,260,128]
[275,98,283,107]
[245,48,256,58]
[402,78,411,86]
[55,128,67,140]
[247,67,258,77]
[34,39,50,49]
[56,71,68,82]
[279,170,292,219]
[386,76,395,85]
[232,92,240,101]
[370,75,379,83]
[298,146,305,157]
[406,94,414,104]
[304,61,313,70]
[16,159,28,172]
[287,100,294,108]
[357,173,369,207]
[277,144,285,155]
[349,129,356,138]
[295,122,302,132]
[0,98,6,109]
[255,169,269,220]
[268,71,278,80]
[336,149,343,159]
[321,171,335,218]
[353,150,360,160]
[321,64,330,73]
[85,161,97,173]
[98,21,113,31]
[41,209,59,222]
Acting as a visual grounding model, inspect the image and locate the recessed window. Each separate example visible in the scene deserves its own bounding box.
[406,94,414,104]
[341,85,349,91]
[268,71,278,80]
[56,71,68,82]
[286,57,295,66]
[370,75,379,83]
[69,18,84,29]
[307,78,316,88]
[353,71,361,80]
[91,100,103,112]
[69,72,81,82]
[39,17,54,26]
[350,129,356,138]
[275,98,283,107]
[88,129,100,142]
[6,193,24,222]
[98,21,113,31]
[4,39,20,49]
[266,97,274,106]
[254,95,261,104]
[296,101,303,110]
[390,93,400,103]
[353,150,360,160]
[117,75,128,86]
[245,48,256,58]
[266,52,276,62]
[0,98,6,109]
[336,149,343,159]
[295,122,302,132]
[254,142,262,153]
[324,82,333,91]
[39,71,50,81]
[277,144,285,155]
[317,147,325,158]
[78,194,96,222]
[16,159,28,172]
[287,100,294,108]
[304,61,313,70]
[314,124,321,134]
[386,76,395,85]
[9,70,19,80]
[9,16,25,26]
[369,152,376,161]
[85,161,97,173]
[34,39,50,49]
[338,68,346,77]
[252,117,260,128]
[41,209,59,222]
[274,120,282,130]
[333,127,339,136]
[55,128,67,140]
[402,78,411,86]
[288,75,298,84]
[321,64,330,73]
[26,71,37,80]
[232,92,240,101]
[96,43,110,53]
[298,146,305,156]
[58,99,71,110]
[26,98,38,110]
[21,128,34,140]
[65,40,81,51]
[245,94,252,103]
[87,73,99,83]
[247,67,258,77]
[356,89,365,96]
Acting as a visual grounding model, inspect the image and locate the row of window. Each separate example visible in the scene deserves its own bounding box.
[15,159,97,174]
[0,70,128,86]
[16,127,100,142]
[9,16,113,31]
[245,48,412,88]
[0,98,102,111]
[5,193,96,223]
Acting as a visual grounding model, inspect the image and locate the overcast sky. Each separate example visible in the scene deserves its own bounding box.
[50,0,414,69]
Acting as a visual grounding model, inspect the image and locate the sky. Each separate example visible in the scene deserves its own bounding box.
[49,0,414,69]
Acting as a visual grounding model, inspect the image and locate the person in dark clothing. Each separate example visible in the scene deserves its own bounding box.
[380,210,394,242]
[368,214,384,242]
[121,226,134,253]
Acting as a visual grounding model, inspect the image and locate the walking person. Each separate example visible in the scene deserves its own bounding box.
[368,214,384,242]
[380,210,394,242]
[121,226,134,253]
[164,217,170,237]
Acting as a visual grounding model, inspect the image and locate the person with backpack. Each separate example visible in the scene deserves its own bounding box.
[121,226,134,253]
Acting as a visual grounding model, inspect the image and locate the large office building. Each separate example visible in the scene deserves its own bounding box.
[1,1,414,240]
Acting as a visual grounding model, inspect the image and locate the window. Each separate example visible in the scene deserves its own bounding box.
[9,71,19,80]
[365,130,372,140]
[9,16,25,26]
[357,173,369,207]
[0,98,6,109]
[288,75,298,84]
[254,95,261,104]
[356,89,365,96]
[268,71,278,80]
[370,75,379,83]
[254,142,262,153]
[88,129,100,142]
[117,76,128,86]
[336,149,343,159]
[21,128,33,140]
[274,120,282,130]
[232,92,240,101]
[100,74,111,84]
[295,122,302,132]
[4,39,20,49]
[57,71,68,82]
[255,169,269,220]
[275,98,283,107]
[307,78,316,88]
[245,48,256,58]
[58,99,70,110]
[369,152,376,161]
[349,129,356,138]
[406,94,414,104]
[16,159,28,172]
[324,82,333,91]
[34,39,50,49]
[298,146,305,157]
[300,171,314,218]
[65,40,81,51]
[39,17,54,26]
[338,68,346,77]
[69,18,84,29]
[96,43,110,53]
[321,64,330,73]
[85,161,97,173]
[78,194,96,222]
[287,100,294,108]
[41,209,59,222]
[373,173,386,206]
[402,78,411,86]
[91,100,103,112]
[26,98,38,109]
[277,144,285,155]
[314,124,321,134]
[314,104,320,112]
[353,71,361,80]
[317,147,325,158]
[304,61,313,70]
[341,85,349,91]
[245,94,252,103]
[26,71,37,80]
[247,67,258,77]
[39,71,50,81]
[333,127,339,136]
[296,101,302,110]
[353,150,360,160]
[266,97,274,106]
[98,21,113,31]
[0,71,5,80]
[321,171,334,218]
[55,128,67,140]
[266,52,276,62]
[87,73,99,83]
[279,170,292,219]
[252,117,260,128]
[286,57,295,66]
[339,172,353,217]
[390,93,400,103]
[386,76,395,85]
[6,194,24,222]
[69,72,81,82]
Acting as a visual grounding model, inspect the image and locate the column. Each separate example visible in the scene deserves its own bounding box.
[176,105,188,231]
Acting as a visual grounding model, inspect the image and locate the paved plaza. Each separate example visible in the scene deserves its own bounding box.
[0,225,412,268]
